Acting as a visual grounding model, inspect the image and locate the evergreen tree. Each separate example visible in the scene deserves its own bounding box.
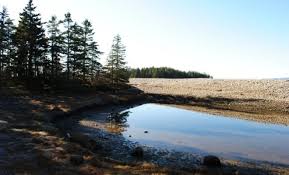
[67,20,102,81]
[0,1,136,90]
[106,34,128,86]
[14,0,47,79]
[0,7,15,78]
[47,15,63,78]
[79,19,101,81]
[0,7,6,76]
[70,22,83,79]
[63,12,73,79]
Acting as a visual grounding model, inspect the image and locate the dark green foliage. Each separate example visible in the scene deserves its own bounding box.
[107,111,130,124]
[0,7,15,79]
[14,0,48,79]
[0,1,107,90]
[81,20,102,81]
[0,0,212,91]
[47,16,64,78]
[105,35,129,86]
[129,67,212,79]
[62,17,102,82]
[70,22,83,79]
[63,12,73,79]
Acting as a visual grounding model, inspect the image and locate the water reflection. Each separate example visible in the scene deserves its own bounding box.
[117,104,289,165]
[106,111,131,133]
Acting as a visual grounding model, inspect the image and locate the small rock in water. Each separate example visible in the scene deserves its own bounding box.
[202,155,221,167]
[144,131,148,133]
[131,146,144,158]
[129,135,132,137]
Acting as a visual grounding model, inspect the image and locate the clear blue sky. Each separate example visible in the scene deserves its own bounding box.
[1,0,289,79]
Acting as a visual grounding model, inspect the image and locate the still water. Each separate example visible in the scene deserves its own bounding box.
[119,104,289,164]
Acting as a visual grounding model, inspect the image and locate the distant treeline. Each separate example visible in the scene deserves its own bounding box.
[129,67,212,79]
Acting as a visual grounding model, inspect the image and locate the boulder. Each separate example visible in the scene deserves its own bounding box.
[202,155,221,167]
[131,146,144,158]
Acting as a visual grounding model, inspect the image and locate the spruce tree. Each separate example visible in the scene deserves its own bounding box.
[106,34,128,86]
[79,19,101,81]
[0,7,15,78]
[0,7,6,76]
[63,12,73,79]
[14,0,47,79]
[47,16,63,78]
[70,22,82,79]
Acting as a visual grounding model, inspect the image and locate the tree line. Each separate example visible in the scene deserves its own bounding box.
[0,0,128,90]
[129,67,212,79]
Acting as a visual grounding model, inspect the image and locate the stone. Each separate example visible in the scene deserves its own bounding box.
[41,150,54,160]
[202,155,221,167]
[131,146,144,158]
[70,132,102,151]
[70,155,84,165]
[144,131,148,133]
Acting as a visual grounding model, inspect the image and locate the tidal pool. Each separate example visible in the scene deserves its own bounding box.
[115,103,289,165]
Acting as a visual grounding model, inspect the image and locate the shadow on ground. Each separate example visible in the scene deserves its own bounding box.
[0,84,289,174]
[146,93,288,115]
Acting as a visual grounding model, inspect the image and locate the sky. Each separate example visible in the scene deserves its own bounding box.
[0,0,289,79]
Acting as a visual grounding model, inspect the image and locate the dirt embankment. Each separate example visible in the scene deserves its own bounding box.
[130,78,289,125]
[0,88,160,175]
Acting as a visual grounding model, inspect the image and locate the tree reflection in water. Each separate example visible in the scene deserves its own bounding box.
[106,111,131,133]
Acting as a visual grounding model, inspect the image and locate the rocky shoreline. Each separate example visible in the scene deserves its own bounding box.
[131,78,289,126]
[60,105,202,170]
[1,84,289,174]
[60,103,289,175]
